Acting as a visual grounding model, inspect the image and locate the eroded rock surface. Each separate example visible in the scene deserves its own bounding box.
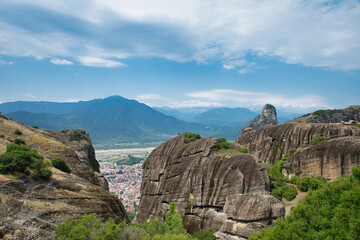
[285,136,360,180]
[137,135,284,239]
[0,114,128,239]
[239,104,277,136]
[236,122,360,179]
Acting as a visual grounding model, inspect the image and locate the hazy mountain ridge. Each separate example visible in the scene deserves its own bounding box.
[291,105,360,123]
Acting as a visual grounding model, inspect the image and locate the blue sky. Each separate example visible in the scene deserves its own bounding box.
[0,0,359,113]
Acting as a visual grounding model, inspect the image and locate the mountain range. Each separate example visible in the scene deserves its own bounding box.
[0,96,304,148]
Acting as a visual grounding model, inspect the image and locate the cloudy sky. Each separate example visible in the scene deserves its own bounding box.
[0,0,359,112]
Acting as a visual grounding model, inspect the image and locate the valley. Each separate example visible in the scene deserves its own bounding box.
[96,148,154,214]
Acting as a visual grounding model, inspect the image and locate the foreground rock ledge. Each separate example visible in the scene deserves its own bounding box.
[137,135,284,239]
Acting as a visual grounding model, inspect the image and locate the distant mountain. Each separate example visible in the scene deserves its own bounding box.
[153,107,211,122]
[3,96,212,145]
[291,105,360,123]
[2,96,238,147]
[191,107,258,127]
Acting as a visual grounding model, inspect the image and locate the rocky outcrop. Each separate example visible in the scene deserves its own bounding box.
[284,136,360,180]
[235,122,360,179]
[41,128,108,190]
[292,105,360,123]
[137,135,284,239]
[239,104,277,136]
[0,114,129,239]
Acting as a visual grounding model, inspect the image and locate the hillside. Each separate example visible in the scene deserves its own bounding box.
[2,96,216,147]
[0,114,128,239]
[291,105,360,123]
[191,107,258,127]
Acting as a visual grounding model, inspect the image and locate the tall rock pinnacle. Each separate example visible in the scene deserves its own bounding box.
[239,104,278,136]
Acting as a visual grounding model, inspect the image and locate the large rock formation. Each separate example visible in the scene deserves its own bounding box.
[239,104,277,136]
[235,122,360,179]
[137,135,284,239]
[284,136,360,180]
[0,114,128,239]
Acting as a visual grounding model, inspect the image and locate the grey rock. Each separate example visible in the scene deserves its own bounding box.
[137,134,284,239]
[239,104,277,136]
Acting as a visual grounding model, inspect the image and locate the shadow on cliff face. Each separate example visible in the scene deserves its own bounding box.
[137,134,285,239]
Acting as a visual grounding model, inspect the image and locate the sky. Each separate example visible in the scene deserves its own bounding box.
[0,0,359,113]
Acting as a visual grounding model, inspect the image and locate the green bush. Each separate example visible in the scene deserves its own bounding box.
[14,129,22,135]
[0,144,44,173]
[295,176,322,192]
[183,133,201,144]
[238,146,250,154]
[35,168,52,180]
[54,203,216,240]
[271,184,297,201]
[289,176,299,185]
[51,157,71,173]
[14,138,26,145]
[0,134,4,138]
[249,167,360,240]
[32,125,39,129]
[193,229,216,240]
[282,185,298,201]
[214,138,234,151]
[310,136,328,145]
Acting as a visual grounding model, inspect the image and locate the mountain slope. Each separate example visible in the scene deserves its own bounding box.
[291,105,360,123]
[3,96,211,146]
[191,107,258,127]
[0,114,128,239]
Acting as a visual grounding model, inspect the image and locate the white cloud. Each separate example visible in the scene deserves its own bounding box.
[136,93,222,108]
[0,59,14,65]
[223,64,235,70]
[0,0,359,70]
[238,68,249,74]
[25,93,36,99]
[187,89,327,110]
[63,98,81,102]
[50,57,73,65]
[78,56,125,68]
[136,94,167,101]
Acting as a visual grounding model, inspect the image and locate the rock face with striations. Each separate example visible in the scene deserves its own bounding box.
[235,122,360,180]
[0,114,128,239]
[137,134,284,239]
[239,104,277,136]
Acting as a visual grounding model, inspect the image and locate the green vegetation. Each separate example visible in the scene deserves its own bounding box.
[72,130,86,142]
[356,124,360,128]
[14,138,26,145]
[310,136,328,145]
[214,138,233,151]
[32,125,39,129]
[51,157,71,173]
[116,155,144,166]
[249,167,360,240]
[14,129,22,135]
[0,134,4,138]
[265,159,297,201]
[238,146,251,154]
[0,143,52,180]
[32,168,52,180]
[54,203,215,240]
[183,133,201,144]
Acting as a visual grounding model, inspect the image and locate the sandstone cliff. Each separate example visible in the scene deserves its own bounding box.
[0,114,128,239]
[137,135,284,239]
[235,122,360,180]
[239,104,277,136]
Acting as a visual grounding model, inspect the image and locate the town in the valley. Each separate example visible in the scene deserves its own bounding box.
[95,148,154,214]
